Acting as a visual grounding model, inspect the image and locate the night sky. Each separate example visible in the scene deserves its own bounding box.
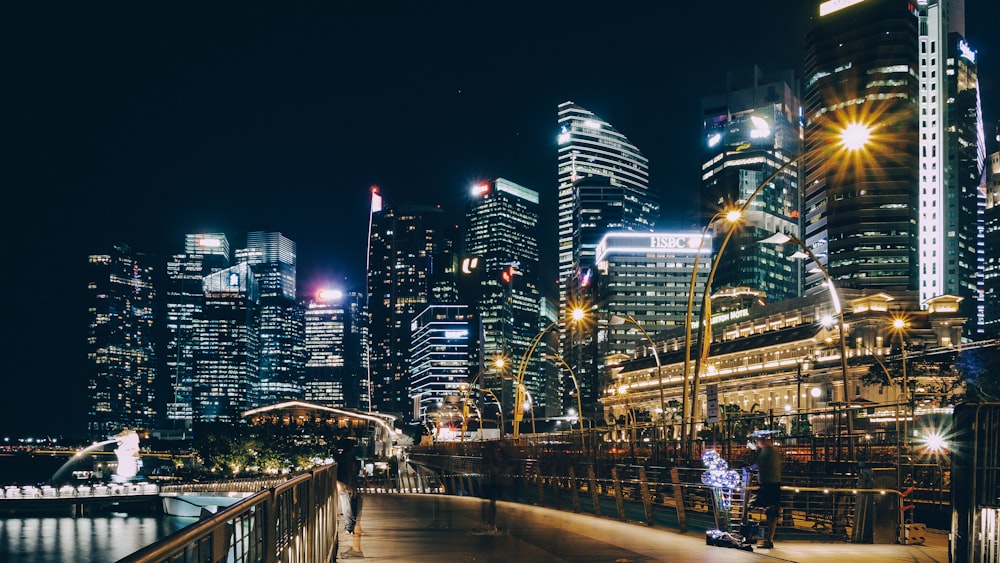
[4,2,998,438]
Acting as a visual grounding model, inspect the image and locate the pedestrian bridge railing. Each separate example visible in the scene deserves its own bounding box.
[119,464,338,563]
[396,457,922,545]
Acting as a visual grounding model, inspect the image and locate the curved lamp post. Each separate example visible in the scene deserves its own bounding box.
[680,209,736,457]
[547,353,587,453]
[513,307,586,438]
[891,318,911,446]
[683,121,873,459]
[759,231,854,459]
[609,314,667,458]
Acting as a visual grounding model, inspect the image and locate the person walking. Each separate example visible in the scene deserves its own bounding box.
[749,432,782,549]
[335,430,365,559]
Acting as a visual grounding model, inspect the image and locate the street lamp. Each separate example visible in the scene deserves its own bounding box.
[891,317,911,445]
[609,314,667,460]
[680,209,737,457]
[759,231,854,459]
[684,121,874,459]
[547,353,587,453]
[513,307,586,438]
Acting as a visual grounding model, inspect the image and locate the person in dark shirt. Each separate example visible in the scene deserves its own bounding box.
[749,433,783,549]
[335,431,364,558]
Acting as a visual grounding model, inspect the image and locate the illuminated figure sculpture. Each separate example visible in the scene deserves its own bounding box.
[113,430,142,481]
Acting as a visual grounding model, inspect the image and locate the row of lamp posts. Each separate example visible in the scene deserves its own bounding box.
[463,120,887,462]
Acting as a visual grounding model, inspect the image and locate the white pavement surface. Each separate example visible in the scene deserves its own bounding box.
[342,494,949,562]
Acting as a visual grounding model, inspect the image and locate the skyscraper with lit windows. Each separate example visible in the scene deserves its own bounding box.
[917,0,984,337]
[700,67,803,302]
[164,233,230,428]
[803,0,920,293]
[368,199,451,418]
[557,102,657,304]
[464,178,544,414]
[86,243,158,437]
[192,262,260,424]
[238,232,305,404]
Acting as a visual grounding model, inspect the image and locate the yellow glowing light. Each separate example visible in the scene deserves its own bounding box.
[571,307,586,322]
[841,122,872,150]
[725,209,742,223]
[892,318,907,330]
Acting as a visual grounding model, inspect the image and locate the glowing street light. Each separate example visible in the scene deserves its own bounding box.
[512,307,587,438]
[683,120,875,459]
[758,231,854,458]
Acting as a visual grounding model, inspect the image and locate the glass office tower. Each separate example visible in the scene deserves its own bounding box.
[701,67,803,302]
[164,233,230,428]
[557,102,656,306]
[86,243,158,437]
[368,200,451,418]
[192,262,260,424]
[464,178,545,414]
[803,0,920,292]
[238,232,306,404]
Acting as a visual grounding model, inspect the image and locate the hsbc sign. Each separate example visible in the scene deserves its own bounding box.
[649,235,704,250]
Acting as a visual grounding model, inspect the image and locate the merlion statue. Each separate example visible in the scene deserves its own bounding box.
[113,430,142,481]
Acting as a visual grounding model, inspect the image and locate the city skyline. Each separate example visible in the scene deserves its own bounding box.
[5,1,999,436]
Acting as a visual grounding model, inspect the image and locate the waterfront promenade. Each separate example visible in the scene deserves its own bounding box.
[351,493,949,562]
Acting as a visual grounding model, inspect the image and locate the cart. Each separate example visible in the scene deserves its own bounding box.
[705,466,758,550]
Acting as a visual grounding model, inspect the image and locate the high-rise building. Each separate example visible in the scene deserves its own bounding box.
[238,232,305,404]
[918,1,984,336]
[464,178,545,414]
[368,199,451,417]
[595,231,712,422]
[408,304,472,423]
[192,262,259,424]
[557,102,657,305]
[700,67,804,302]
[302,288,367,408]
[303,289,348,406]
[164,233,230,428]
[803,0,920,293]
[85,243,158,437]
[984,150,1000,337]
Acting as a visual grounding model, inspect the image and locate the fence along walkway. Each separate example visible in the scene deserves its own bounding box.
[401,454,917,544]
[118,464,338,563]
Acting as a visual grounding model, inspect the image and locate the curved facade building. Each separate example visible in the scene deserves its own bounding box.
[556,102,656,303]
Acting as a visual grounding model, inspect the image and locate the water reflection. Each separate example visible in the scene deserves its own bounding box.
[0,514,196,562]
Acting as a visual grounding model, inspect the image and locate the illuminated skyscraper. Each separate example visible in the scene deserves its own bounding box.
[238,232,305,404]
[192,262,259,423]
[984,149,1000,337]
[700,67,803,302]
[464,178,545,414]
[803,0,920,293]
[164,233,230,428]
[556,102,656,305]
[85,243,158,437]
[917,0,984,336]
[368,199,451,417]
[302,289,367,407]
[409,304,472,423]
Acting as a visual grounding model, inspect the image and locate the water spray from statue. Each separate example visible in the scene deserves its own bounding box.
[50,429,143,485]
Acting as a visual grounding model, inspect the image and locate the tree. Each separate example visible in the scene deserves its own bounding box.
[954,346,1000,402]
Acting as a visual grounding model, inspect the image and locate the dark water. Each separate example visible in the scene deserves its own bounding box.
[0,454,196,562]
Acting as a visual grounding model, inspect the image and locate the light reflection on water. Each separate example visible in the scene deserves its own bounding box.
[0,514,197,563]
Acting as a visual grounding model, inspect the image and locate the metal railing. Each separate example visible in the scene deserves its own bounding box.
[119,464,338,563]
[403,450,921,543]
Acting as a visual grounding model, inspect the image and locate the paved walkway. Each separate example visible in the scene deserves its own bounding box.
[342,493,949,562]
